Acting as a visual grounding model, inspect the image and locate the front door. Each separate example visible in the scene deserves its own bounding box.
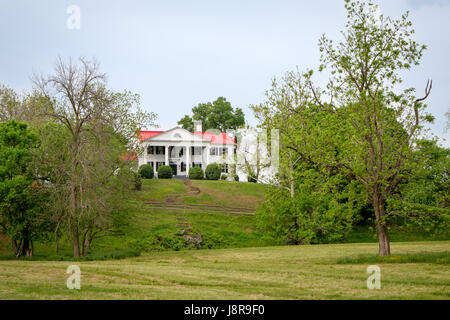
[170,163,177,176]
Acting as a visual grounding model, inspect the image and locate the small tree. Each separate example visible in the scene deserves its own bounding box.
[139,164,154,179]
[158,165,173,179]
[205,164,221,180]
[188,167,204,180]
[0,120,43,257]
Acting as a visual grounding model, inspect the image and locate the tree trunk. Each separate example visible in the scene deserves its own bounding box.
[372,192,391,256]
[15,238,34,257]
[55,234,59,254]
[12,239,18,256]
[72,225,81,258]
[81,229,90,257]
[82,236,92,257]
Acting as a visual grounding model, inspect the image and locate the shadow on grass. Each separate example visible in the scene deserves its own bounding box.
[338,251,450,265]
[0,249,141,261]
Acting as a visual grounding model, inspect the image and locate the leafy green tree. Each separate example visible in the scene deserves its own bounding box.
[177,115,194,131]
[253,0,434,256]
[0,120,43,257]
[178,97,245,131]
[387,139,450,236]
[256,166,362,245]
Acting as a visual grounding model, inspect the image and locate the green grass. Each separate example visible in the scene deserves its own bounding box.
[0,241,448,299]
[1,179,449,299]
[183,180,268,208]
[338,251,450,265]
[135,179,189,202]
[0,179,447,259]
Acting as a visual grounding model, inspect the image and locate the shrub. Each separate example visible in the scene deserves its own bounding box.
[138,164,154,179]
[234,174,239,181]
[205,163,221,180]
[247,176,257,183]
[133,171,142,190]
[158,165,173,179]
[220,174,228,180]
[189,167,204,180]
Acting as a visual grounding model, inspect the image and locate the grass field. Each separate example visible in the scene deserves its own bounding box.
[0,179,447,258]
[0,241,448,299]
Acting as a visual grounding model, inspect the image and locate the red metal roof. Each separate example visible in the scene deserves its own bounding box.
[192,131,236,145]
[120,151,137,162]
[139,130,235,145]
[138,131,164,141]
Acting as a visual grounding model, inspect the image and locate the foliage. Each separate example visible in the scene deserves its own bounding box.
[205,163,221,180]
[177,115,194,131]
[157,165,173,179]
[188,167,204,180]
[138,164,154,179]
[133,171,143,191]
[252,0,435,256]
[256,166,362,245]
[386,139,450,236]
[220,174,228,180]
[31,56,157,257]
[178,97,245,131]
[0,120,46,257]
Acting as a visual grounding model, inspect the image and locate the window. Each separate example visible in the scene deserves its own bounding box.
[191,147,202,156]
[192,162,202,168]
[156,146,165,155]
[156,161,165,170]
[169,146,176,158]
[221,164,228,173]
[179,148,184,157]
[210,147,228,156]
[147,146,154,155]
[181,162,186,172]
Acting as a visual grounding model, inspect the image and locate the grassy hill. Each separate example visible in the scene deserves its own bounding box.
[0,241,448,299]
[0,178,447,258]
[0,179,271,257]
[0,179,448,299]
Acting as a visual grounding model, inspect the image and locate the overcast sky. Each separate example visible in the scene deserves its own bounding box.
[1,0,449,145]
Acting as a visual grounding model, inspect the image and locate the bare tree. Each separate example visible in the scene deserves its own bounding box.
[33,56,155,257]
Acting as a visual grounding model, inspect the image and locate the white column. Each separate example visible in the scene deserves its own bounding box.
[165,145,169,165]
[206,146,210,165]
[186,145,190,175]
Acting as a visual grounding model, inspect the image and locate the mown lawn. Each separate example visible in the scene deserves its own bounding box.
[0,241,448,299]
[0,179,447,258]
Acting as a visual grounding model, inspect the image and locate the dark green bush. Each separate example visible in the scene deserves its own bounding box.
[157,165,173,179]
[0,249,141,261]
[247,175,257,183]
[189,167,204,180]
[205,163,221,180]
[139,164,154,179]
[234,174,239,181]
[220,174,228,180]
[133,171,142,190]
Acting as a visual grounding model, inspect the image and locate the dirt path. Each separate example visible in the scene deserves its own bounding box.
[150,179,255,216]
[165,179,200,203]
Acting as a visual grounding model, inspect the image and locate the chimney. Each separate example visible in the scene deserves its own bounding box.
[194,120,202,132]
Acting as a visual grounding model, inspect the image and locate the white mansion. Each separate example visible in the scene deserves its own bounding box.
[137,122,236,177]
